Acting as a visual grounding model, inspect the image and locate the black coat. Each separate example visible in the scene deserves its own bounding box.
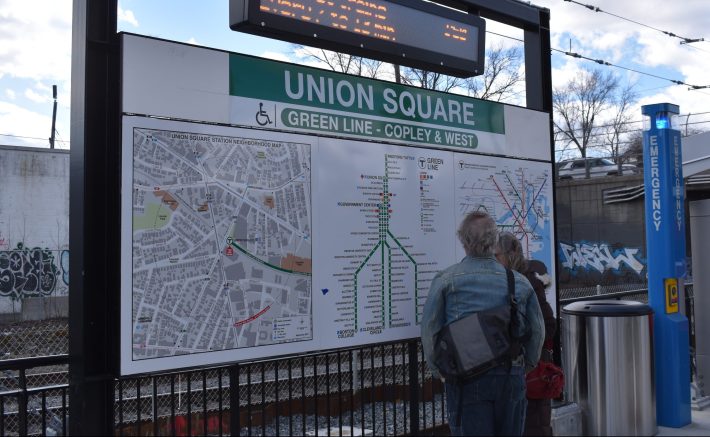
[523,265,556,436]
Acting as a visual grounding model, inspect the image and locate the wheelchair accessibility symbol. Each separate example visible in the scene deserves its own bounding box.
[255,102,273,126]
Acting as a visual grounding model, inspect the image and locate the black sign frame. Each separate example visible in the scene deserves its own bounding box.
[70,0,554,433]
[230,0,486,78]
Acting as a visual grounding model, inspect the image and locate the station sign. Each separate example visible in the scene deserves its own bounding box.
[119,34,553,375]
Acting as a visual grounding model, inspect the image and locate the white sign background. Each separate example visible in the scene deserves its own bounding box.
[120,34,555,375]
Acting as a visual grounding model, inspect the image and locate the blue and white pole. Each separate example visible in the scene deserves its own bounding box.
[642,102,691,427]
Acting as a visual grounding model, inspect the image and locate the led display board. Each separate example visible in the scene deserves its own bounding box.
[230,0,486,77]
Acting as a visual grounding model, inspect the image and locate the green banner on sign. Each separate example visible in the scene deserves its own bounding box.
[229,54,504,135]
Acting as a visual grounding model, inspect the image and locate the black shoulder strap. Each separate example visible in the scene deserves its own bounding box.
[505,268,523,367]
[506,268,515,302]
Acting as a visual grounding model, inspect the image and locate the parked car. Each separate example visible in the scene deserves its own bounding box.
[557,158,638,179]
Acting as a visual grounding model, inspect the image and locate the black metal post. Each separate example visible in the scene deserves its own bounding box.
[523,8,552,112]
[18,369,27,437]
[407,340,419,435]
[526,8,561,367]
[69,0,120,435]
[229,365,240,436]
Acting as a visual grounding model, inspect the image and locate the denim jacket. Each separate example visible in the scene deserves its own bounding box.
[421,256,544,379]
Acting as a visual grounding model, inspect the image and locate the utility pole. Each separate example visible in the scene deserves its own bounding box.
[50,84,57,149]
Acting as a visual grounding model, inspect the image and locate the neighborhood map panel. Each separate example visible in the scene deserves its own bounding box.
[129,121,313,363]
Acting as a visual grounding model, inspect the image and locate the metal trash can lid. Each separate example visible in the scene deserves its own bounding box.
[562,300,653,317]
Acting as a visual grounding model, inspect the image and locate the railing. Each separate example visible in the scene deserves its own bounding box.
[0,355,68,436]
[114,340,446,436]
[560,282,697,386]
[0,282,698,436]
[0,339,447,436]
[559,287,650,305]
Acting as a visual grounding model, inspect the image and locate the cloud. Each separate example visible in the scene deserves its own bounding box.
[535,0,710,75]
[186,37,199,45]
[485,21,523,51]
[260,51,293,63]
[0,0,72,82]
[0,100,54,147]
[24,88,49,104]
[118,6,139,27]
[535,0,710,135]
[5,89,15,100]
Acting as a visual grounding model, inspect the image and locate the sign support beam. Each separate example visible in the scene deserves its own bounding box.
[69,0,120,434]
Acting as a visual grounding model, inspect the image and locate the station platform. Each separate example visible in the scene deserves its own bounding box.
[552,402,710,436]
[657,408,710,436]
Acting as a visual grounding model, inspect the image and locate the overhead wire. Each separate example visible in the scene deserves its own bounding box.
[0,132,70,144]
[1,25,704,149]
[558,120,710,147]
[550,48,710,90]
[554,111,710,131]
[485,29,709,90]
[555,117,710,139]
[563,0,707,46]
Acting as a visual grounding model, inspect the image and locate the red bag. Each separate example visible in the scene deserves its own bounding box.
[526,361,564,399]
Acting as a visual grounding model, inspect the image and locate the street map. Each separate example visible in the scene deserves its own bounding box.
[130,124,313,361]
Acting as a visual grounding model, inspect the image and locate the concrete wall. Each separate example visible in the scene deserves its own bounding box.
[555,174,648,287]
[0,142,699,306]
[0,145,69,317]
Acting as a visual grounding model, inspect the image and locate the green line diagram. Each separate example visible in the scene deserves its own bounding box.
[353,155,419,331]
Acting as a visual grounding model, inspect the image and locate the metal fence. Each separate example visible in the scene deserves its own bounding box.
[0,355,68,436]
[560,282,698,384]
[559,282,650,304]
[0,339,448,436]
[1,282,701,436]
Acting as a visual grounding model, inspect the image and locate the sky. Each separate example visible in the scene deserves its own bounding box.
[0,0,708,152]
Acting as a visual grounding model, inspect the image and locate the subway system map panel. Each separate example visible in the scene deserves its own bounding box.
[454,153,556,310]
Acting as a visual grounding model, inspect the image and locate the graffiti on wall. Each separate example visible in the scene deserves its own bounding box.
[559,241,645,276]
[0,243,69,299]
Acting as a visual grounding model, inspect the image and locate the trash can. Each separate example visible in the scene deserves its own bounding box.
[562,300,656,436]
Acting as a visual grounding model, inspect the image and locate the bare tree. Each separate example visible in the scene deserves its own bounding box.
[292,45,385,78]
[622,129,644,166]
[601,83,638,172]
[465,43,524,102]
[292,43,526,100]
[623,115,708,168]
[553,69,620,176]
[398,68,463,91]
[399,44,524,96]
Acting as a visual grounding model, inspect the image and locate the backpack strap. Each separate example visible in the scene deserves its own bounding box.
[506,268,518,326]
[506,268,522,368]
[506,268,515,302]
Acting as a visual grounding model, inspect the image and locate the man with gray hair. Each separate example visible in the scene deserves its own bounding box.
[421,211,544,436]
